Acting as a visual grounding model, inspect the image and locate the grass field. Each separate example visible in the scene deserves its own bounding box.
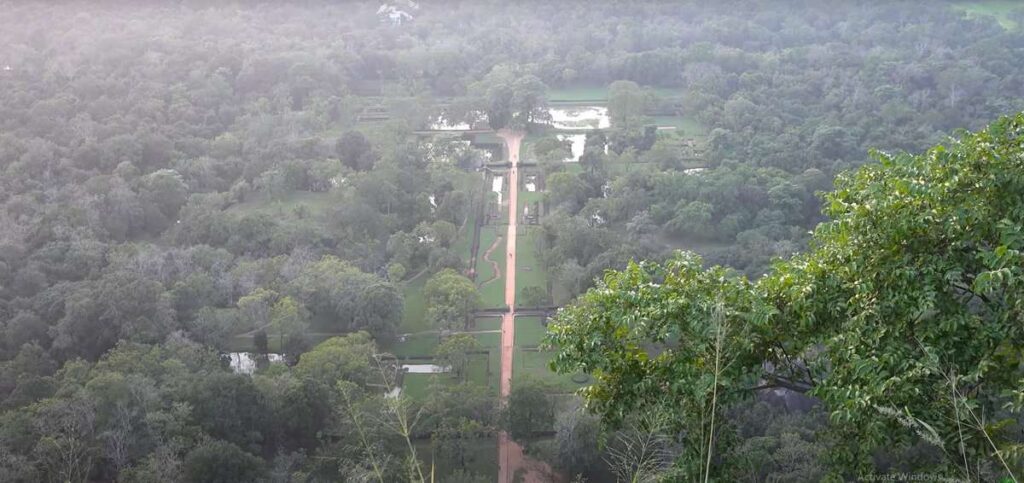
[514,316,547,348]
[226,191,337,238]
[650,115,707,137]
[548,84,686,104]
[451,193,479,267]
[388,332,440,357]
[474,316,502,331]
[400,347,499,400]
[515,226,548,297]
[952,1,1021,29]
[548,85,609,103]
[513,348,589,391]
[400,272,430,333]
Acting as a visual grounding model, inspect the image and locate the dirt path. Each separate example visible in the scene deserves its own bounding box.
[498,128,522,403]
[496,130,555,483]
[498,129,521,483]
[478,234,504,288]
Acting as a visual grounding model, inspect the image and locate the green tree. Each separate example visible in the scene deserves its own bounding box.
[237,288,276,332]
[141,169,188,220]
[424,269,480,331]
[434,334,483,381]
[269,296,311,355]
[608,80,645,131]
[293,332,377,390]
[288,256,402,339]
[336,130,375,171]
[505,377,556,441]
[553,403,602,478]
[386,262,407,282]
[549,114,1024,479]
[432,417,489,470]
[472,65,549,130]
[182,440,265,483]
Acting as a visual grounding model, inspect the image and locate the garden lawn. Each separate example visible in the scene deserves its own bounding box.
[514,316,546,348]
[400,352,498,400]
[400,272,430,333]
[473,316,502,331]
[387,332,440,358]
[650,115,707,138]
[512,348,589,392]
[450,179,480,267]
[548,85,608,104]
[515,226,548,296]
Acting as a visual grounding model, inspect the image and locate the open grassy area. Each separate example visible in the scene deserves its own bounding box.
[650,115,707,137]
[473,332,502,350]
[474,316,502,331]
[400,271,430,333]
[549,84,685,104]
[387,332,440,358]
[450,189,480,268]
[952,1,1021,29]
[401,373,437,400]
[386,316,503,359]
[513,348,589,392]
[514,316,547,348]
[400,349,499,400]
[548,85,609,103]
[226,191,338,241]
[515,226,548,297]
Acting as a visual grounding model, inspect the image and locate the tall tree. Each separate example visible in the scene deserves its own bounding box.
[269,296,311,356]
[434,334,483,381]
[548,114,1024,479]
[424,269,480,331]
[608,80,645,131]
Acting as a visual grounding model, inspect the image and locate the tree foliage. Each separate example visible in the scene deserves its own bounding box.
[424,269,480,331]
[549,114,1024,478]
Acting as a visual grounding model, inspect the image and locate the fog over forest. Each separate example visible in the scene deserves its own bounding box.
[1,1,1023,481]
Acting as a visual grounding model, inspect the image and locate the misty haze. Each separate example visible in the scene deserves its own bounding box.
[0,1,1023,482]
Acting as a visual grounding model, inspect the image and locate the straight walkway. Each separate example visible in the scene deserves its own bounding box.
[496,130,556,483]
[497,129,523,483]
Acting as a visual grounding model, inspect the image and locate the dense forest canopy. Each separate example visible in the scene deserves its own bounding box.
[0,0,1022,481]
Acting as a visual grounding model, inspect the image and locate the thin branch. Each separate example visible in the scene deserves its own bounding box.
[704,302,726,483]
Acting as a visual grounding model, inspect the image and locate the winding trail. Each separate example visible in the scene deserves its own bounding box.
[478,234,504,289]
